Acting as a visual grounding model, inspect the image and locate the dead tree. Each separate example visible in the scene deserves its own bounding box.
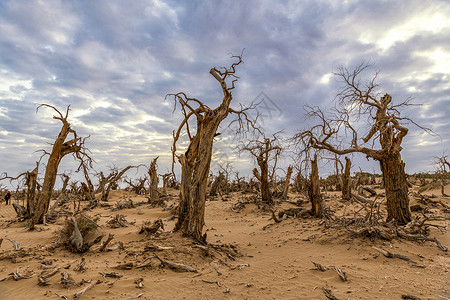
[100,166,139,201]
[342,157,352,200]
[281,165,293,200]
[294,63,430,224]
[170,52,256,242]
[434,155,449,197]
[242,135,282,204]
[31,105,91,229]
[160,173,173,196]
[148,157,159,202]
[217,162,233,195]
[307,154,323,217]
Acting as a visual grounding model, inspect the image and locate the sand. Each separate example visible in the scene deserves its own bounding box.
[0,186,448,300]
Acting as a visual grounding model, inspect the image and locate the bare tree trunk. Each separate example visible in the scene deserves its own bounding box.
[31,105,86,229]
[282,165,293,200]
[149,157,159,202]
[308,154,323,217]
[257,157,272,204]
[26,163,39,218]
[380,154,411,224]
[172,53,250,242]
[342,156,351,200]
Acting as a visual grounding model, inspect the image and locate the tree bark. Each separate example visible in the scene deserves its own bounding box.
[257,156,272,204]
[342,157,351,200]
[308,154,323,217]
[149,157,159,202]
[380,153,411,224]
[282,165,293,200]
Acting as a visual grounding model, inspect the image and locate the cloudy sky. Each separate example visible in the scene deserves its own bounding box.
[0,0,449,187]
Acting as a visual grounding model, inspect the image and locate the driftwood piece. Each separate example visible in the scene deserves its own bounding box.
[73,283,94,299]
[8,267,35,281]
[106,214,130,228]
[154,255,197,273]
[60,271,80,287]
[397,231,448,252]
[74,258,87,273]
[372,246,421,266]
[333,266,348,282]
[99,233,114,252]
[139,219,164,235]
[55,293,68,300]
[100,272,123,279]
[145,243,174,251]
[322,287,338,300]
[3,237,20,250]
[106,241,124,251]
[311,261,327,271]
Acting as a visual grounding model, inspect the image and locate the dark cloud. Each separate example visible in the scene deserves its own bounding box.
[0,0,449,185]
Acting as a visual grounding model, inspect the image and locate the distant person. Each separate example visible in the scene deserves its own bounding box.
[5,191,11,205]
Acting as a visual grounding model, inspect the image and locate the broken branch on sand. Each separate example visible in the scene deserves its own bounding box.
[154,255,197,273]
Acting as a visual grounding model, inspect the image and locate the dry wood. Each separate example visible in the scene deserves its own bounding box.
[3,237,20,250]
[100,272,123,278]
[125,294,143,300]
[60,271,79,287]
[73,282,95,299]
[8,267,35,281]
[294,64,423,224]
[322,287,338,300]
[311,260,328,271]
[372,246,417,264]
[396,231,448,252]
[139,219,164,235]
[171,52,256,242]
[148,157,159,203]
[154,254,197,273]
[99,233,114,252]
[333,266,348,282]
[55,293,68,300]
[74,258,86,272]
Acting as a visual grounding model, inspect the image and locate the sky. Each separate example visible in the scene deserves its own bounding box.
[0,0,449,188]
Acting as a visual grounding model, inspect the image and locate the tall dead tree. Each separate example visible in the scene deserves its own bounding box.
[242,135,282,204]
[148,157,159,202]
[282,165,293,200]
[31,105,91,229]
[342,157,352,200]
[294,63,430,224]
[307,154,323,217]
[170,52,255,242]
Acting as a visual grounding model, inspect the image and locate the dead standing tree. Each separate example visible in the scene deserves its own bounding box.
[148,157,159,202]
[100,165,139,202]
[308,153,323,217]
[170,52,255,242]
[294,63,430,224]
[242,135,282,204]
[30,105,91,229]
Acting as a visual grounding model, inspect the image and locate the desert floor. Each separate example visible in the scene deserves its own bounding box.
[0,185,448,300]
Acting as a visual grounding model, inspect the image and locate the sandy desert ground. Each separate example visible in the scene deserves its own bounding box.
[0,185,448,300]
